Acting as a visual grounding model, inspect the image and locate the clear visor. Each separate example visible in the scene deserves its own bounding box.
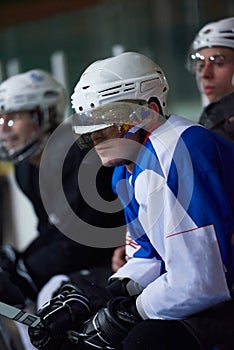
[72,100,164,149]
[0,110,42,163]
[186,49,227,73]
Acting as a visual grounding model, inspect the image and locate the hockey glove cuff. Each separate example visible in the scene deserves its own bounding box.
[83,296,142,349]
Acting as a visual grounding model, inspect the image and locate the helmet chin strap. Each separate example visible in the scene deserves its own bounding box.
[232,74,234,87]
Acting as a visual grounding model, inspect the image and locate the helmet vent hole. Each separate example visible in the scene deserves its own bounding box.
[220,29,233,33]
[101,91,120,97]
[124,87,135,92]
[90,103,95,108]
[44,91,59,98]
[79,107,83,111]
[124,82,135,92]
[100,85,122,94]
[82,86,90,90]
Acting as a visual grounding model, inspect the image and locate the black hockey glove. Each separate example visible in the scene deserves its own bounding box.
[28,276,143,349]
[0,245,38,305]
[83,296,143,349]
[28,278,113,349]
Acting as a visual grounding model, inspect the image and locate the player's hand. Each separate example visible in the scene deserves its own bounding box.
[83,296,142,349]
[111,246,126,272]
[28,279,112,349]
[28,323,67,349]
[28,282,91,349]
[28,276,142,349]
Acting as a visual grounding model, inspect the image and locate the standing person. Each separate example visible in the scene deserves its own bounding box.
[186,16,234,141]
[0,69,125,306]
[28,52,234,350]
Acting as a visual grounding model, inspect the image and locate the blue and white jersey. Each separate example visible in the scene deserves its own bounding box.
[111,114,234,320]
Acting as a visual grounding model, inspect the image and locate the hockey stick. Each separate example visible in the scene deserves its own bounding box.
[0,301,40,328]
[0,301,83,344]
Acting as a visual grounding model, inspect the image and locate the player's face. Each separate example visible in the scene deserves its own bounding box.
[0,111,37,154]
[195,47,234,102]
[90,125,141,168]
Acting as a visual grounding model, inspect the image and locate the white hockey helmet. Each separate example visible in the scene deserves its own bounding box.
[72,51,169,147]
[0,69,67,162]
[186,17,234,72]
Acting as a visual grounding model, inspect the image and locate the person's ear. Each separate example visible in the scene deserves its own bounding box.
[149,101,160,113]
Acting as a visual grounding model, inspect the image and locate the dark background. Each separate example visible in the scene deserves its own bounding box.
[0,0,233,120]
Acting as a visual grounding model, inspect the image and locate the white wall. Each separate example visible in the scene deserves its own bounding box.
[2,167,38,251]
